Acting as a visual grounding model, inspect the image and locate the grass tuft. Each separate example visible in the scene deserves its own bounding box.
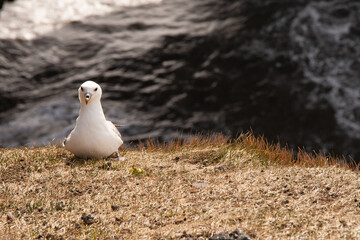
[237,131,356,170]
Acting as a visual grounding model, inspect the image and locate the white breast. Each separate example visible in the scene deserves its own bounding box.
[64,105,123,158]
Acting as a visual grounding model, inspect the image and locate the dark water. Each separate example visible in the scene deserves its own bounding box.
[1,0,360,161]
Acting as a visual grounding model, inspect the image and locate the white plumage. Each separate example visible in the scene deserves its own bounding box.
[64,81,124,160]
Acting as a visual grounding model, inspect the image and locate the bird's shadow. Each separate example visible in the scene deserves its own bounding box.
[64,152,122,169]
[65,156,107,168]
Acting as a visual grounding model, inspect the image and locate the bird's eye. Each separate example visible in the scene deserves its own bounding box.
[80,87,84,91]
[94,88,98,91]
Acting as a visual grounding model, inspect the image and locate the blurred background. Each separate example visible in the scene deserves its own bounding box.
[1,0,360,161]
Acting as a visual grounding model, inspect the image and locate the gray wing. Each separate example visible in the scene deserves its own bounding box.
[63,124,77,148]
[63,131,72,147]
[107,121,122,139]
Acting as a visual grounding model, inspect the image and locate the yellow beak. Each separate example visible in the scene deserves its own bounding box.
[85,92,91,104]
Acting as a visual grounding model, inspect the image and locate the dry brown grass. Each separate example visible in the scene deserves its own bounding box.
[0,132,360,239]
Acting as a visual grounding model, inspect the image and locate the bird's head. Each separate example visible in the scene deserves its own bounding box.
[78,81,102,105]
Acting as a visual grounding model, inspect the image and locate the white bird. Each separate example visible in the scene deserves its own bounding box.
[63,81,125,160]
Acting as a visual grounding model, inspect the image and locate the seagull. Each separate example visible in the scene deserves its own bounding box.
[63,81,125,160]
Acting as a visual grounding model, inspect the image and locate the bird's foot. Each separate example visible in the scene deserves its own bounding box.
[109,151,127,161]
[113,157,127,161]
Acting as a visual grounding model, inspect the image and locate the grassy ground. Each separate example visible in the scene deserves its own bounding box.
[0,133,360,239]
